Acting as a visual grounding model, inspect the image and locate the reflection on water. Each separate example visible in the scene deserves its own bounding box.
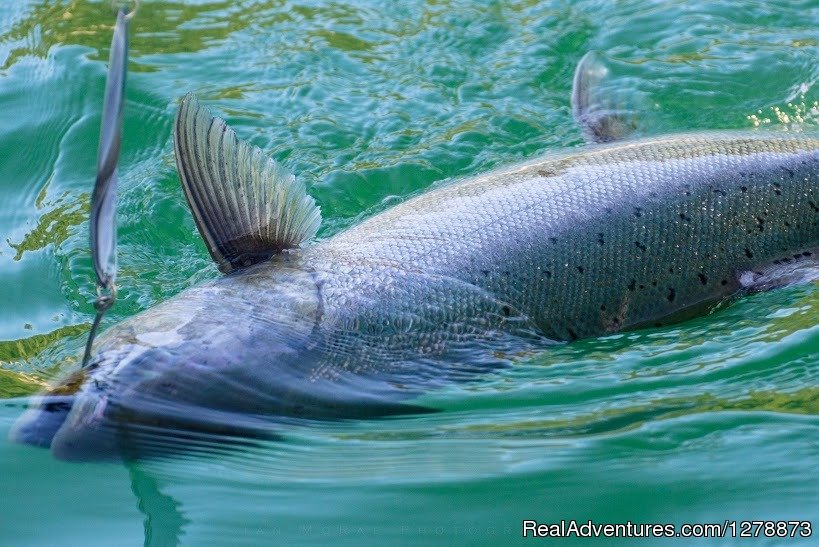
[1,0,250,68]
[129,464,188,547]
[8,192,88,261]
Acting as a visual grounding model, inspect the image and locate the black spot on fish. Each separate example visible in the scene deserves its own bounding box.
[667,287,676,303]
[503,270,511,276]
[635,241,647,252]
[773,259,781,265]
[501,305,511,317]
[782,257,792,263]
[668,267,674,273]
[650,191,658,198]
[628,279,637,291]
[810,201,819,213]
[597,233,605,245]
[794,254,802,260]
[756,217,765,232]
[784,221,791,228]
[481,269,490,277]
[679,212,691,222]
[567,328,578,341]
[740,186,748,193]
[803,251,813,257]
[698,273,708,285]
[721,279,728,286]
[782,167,794,178]
[639,284,645,290]
[549,237,558,244]
[745,248,754,259]
[544,270,552,279]
[651,280,658,287]
[654,322,662,328]
[713,188,726,196]
[577,266,585,274]
[634,207,643,217]
[600,304,607,312]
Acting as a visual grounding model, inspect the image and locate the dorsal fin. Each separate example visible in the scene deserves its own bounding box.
[173,94,321,273]
[571,51,638,143]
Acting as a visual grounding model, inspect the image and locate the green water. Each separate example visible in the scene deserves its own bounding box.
[1,0,818,544]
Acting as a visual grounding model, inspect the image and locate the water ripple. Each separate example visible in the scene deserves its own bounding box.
[0,0,817,544]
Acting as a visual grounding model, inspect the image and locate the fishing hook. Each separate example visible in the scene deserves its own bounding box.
[83,4,132,367]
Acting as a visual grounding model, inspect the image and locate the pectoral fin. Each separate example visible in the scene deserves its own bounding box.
[571,51,638,143]
[173,94,321,273]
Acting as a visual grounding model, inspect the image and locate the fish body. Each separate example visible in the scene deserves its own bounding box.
[314,132,819,342]
[10,96,819,460]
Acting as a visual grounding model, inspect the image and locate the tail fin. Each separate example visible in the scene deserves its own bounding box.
[571,51,638,144]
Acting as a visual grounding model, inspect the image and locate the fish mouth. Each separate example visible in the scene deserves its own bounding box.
[9,391,117,461]
[8,395,76,449]
[7,347,277,461]
[9,388,276,462]
[10,389,156,461]
[8,365,91,450]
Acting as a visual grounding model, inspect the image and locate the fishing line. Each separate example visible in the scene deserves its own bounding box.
[82,1,138,367]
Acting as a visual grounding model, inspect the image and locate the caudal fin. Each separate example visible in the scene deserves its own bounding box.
[571,51,639,144]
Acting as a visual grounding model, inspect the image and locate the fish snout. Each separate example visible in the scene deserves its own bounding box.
[48,392,128,461]
[8,395,75,449]
[9,391,121,461]
[8,346,159,460]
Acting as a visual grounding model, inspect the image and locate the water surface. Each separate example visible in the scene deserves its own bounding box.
[1,0,818,544]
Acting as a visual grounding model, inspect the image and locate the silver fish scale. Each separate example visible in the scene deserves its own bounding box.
[309,132,819,349]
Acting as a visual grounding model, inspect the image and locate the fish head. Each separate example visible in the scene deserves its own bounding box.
[10,263,323,460]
